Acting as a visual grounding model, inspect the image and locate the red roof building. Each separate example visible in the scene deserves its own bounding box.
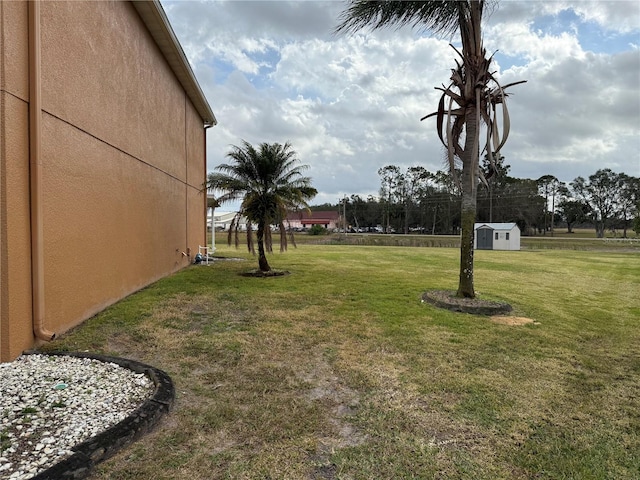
[286,211,341,230]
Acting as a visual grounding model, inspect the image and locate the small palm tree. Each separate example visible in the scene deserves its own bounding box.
[207,141,317,272]
[336,0,525,298]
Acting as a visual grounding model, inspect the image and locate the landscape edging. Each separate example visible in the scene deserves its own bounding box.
[421,289,513,315]
[21,350,175,480]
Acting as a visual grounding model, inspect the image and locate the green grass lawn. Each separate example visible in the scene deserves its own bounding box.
[41,244,640,479]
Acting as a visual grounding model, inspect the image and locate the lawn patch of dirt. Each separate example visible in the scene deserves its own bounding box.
[301,347,367,479]
[490,316,538,326]
[422,289,512,315]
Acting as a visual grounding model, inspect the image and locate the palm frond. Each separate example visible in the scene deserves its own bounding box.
[335,1,461,36]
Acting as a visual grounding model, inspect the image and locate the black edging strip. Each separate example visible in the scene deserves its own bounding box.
[21,350,175,480]
[421,290,513,316]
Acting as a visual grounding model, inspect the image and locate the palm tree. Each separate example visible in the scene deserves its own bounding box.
[207,141,317,272]
[336,0,524,298]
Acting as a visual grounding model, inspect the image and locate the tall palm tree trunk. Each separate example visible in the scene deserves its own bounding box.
[457,107,479,298]
[256,221,271,272]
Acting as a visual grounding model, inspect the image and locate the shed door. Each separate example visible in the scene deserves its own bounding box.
[477,227,493,250]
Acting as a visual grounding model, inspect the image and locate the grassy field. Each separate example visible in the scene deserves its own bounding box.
[41,243,640,479]
[551,228,639,239]
[212,228,640,251]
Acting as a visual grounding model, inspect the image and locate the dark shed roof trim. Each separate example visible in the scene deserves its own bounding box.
[132,0,217,126]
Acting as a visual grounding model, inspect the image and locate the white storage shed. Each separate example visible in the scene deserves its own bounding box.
[474,223,521,251]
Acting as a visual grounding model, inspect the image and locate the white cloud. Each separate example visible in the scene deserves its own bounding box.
[163,0,640,207]
[555,1,640,34]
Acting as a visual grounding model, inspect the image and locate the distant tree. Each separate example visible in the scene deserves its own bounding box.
[401,166,431,234]
[309,203,337,212]
[478,153,507,223]
[476,156,544,233]
[337,0,525,297]
[429,169,462,234]
[378,165,403,233]
[346,195,363,230]
[617,174,640,238]
[207,141,317,272]
[571,169,622,238]
[348,194,380,229]
[556,184,590,234]
[506,178,544,235]
[537,175,561,236]
[365,195,383,228]
[405,167,438,233]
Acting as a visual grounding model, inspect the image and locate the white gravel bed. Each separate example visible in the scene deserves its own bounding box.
[0,354,154,480]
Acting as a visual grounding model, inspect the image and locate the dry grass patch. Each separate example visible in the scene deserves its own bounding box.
[39,245,640,479]
[489,316,536,326]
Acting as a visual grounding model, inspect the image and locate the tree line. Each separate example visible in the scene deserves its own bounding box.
[313,159,639,238]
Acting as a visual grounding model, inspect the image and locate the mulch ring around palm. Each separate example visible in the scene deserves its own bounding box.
[422,289,512,316]
[240,269,291,278]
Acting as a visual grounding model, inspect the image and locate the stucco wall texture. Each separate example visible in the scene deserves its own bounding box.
[0,1,210,361]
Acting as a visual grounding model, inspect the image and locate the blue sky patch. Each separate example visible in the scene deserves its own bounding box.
[532,8,640,54]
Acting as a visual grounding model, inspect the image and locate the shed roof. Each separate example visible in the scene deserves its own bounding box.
[132,1,216,126]
[474,223,518,230]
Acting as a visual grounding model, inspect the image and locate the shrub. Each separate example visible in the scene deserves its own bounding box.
[308,225,327,236]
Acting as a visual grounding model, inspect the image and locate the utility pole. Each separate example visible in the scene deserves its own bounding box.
[489,181,493,223]
[550,185,557,237]
[344,195,348,236]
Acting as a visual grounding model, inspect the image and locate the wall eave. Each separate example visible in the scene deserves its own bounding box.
[131,0,216,127]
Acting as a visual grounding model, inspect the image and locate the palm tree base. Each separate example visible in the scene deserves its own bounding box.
[422,290,512,316]
[240,269,290,278]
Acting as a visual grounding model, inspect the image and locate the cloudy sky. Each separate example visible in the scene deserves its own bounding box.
[162,0,640,206]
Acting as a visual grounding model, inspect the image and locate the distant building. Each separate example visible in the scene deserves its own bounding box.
[211,212,249,231]
[209,210,340,231]
[474,223,521,251]
[286,211,341,230]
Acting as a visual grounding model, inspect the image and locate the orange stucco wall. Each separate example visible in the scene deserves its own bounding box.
[0,1,208,361]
